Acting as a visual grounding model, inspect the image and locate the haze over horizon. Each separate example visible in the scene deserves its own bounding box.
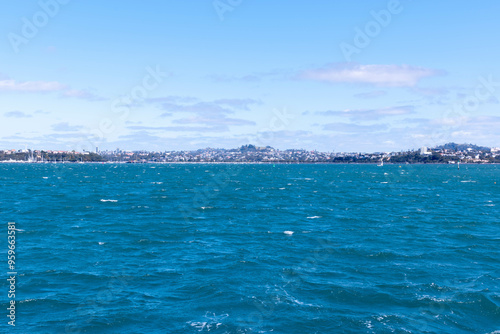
[1,0,500,152]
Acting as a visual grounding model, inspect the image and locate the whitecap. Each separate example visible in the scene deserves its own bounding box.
[189,322,208,331]
[187,313,227,331]
[19,298,42,304]
[284,231,294,235]
[280,287,318,307]
[100,199,118,202]
[98,242,105,245]
[417,295,449,302]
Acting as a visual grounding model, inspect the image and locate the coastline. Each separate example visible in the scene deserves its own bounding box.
[1,160,498,165]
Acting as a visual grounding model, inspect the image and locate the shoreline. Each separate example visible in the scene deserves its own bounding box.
[0,160,498,165]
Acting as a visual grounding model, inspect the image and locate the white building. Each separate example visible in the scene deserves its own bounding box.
[420,146,432,155]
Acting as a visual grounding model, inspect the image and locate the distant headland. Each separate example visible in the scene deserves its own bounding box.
[1,143,499,164]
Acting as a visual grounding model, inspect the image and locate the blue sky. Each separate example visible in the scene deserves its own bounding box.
[1,0,499,152]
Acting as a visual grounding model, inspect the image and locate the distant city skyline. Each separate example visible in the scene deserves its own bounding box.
[1,1,500,152]
[2,141,498,156]
[2,142,499,164]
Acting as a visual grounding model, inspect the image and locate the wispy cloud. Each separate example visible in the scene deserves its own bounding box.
[323,122,388,133]
[377,115,500,149]
[153,98,260,115]
[208,74,262,83]
[0,79,67,92]
[173,116,255,126]
[213,98,261,111]
[113,131,245,151]
[354,90,387,99]
[4,110,32,118]
[313,105,415,121]
[34,110,50,115]
[158,101,233,117]
[52,122,84,132]
[146,96,199,104]
[207,69,289,83]
[60,89,106,101]
[410,87,449,96]
[301,63,442,87]
[0,75,103,101]
[127,125,226,132]
[146,96,257,131]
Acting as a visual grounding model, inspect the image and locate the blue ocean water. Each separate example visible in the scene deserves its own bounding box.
[1,163,499,333]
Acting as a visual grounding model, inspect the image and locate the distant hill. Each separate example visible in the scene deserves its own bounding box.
[435,142,490,152]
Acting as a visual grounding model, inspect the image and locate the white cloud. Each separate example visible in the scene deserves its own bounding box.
[301,63,441,87]
[207,69,288,83]
[34,110,50,115]
[4,110,32,118]
[147,96,257,131]
[314,105,414,121]
[127,125,227,132]
[0,76,102,101]
[213,98,261,111]
[323,122,388,133]
[354,90,387,99]
[173,116,255,127]
[0,79,66,92]
[52,122,84,132]
[60,89,106,101]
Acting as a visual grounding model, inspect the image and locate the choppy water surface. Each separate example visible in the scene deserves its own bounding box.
[1,163,499,333]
